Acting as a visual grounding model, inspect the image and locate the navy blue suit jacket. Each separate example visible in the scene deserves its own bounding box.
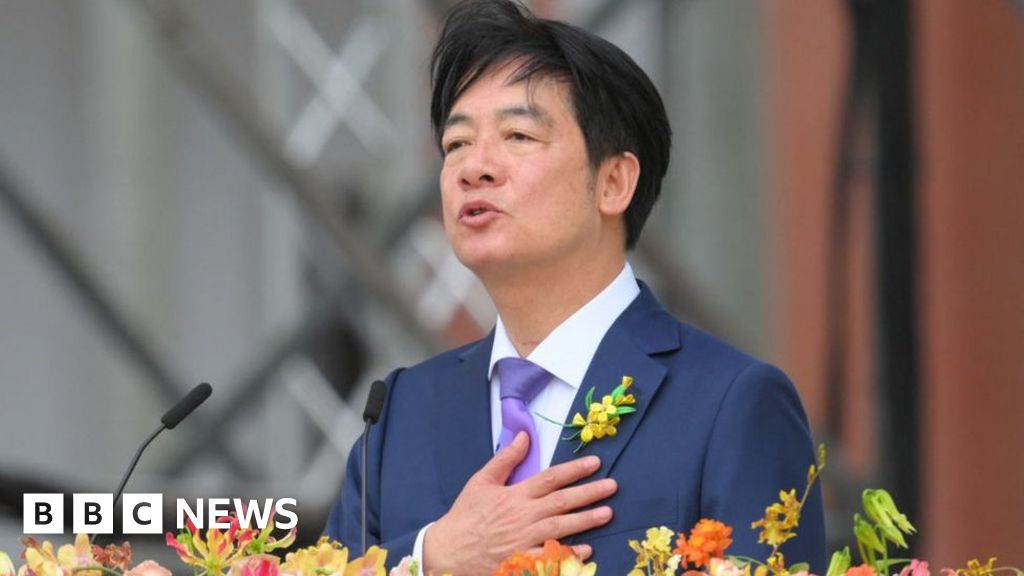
[325,284,826,573]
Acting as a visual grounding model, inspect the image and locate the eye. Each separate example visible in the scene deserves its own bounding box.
[508,131,534,142]
[443,139,468,155]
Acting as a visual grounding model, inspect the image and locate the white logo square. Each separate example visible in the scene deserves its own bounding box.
[122,494,163,534]
[23,494,64,534]
[73,493,113,534]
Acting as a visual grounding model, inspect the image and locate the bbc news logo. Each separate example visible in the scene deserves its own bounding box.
[23,494,298,534]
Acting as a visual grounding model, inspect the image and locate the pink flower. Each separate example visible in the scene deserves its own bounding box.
[900,560,930,576]
[241,558,280,576]
[708,558,746,576]
[125,560,173,576]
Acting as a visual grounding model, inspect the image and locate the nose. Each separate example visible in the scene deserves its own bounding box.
[458,139,506,190]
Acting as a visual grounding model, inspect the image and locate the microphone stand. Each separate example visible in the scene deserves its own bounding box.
[360,380,387,556]
[89,424,165,545]
[361,421,371,556]
[91,383,212,544]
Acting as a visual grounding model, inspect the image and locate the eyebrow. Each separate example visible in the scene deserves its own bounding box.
[443,104,553,131]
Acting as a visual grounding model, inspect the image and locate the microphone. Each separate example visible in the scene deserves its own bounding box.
[93,382,213,543]
[161,382,213,429]
[361,380,388,555]
[363,380,387,425]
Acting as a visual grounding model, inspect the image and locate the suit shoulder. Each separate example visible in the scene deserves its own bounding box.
[662,320,795,390]
[393,336,488,381]
[676,321,760,369]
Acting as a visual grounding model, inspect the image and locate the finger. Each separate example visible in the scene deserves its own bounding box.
[475,431,529,485]
[521,545,546,557]
[530,505,613,542]
[571,544,592,561]
[519,455,601,498]
[533,478,617,520]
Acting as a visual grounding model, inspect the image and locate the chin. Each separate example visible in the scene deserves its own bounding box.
[452,248,500,273]
[452,243,519,276]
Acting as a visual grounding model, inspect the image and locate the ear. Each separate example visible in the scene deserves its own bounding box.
[596,152,640,217]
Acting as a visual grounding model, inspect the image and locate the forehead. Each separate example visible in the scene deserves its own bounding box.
[447,64,574,121]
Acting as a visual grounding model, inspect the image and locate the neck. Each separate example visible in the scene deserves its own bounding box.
[482,253,626,358]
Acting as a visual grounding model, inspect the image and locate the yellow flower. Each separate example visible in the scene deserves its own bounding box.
[15,536,95,576]
[618,376,636,405]
[959,558,998,576]
[564,376,638,451]
[55,534,101,576]
[559,556,597,576]
[0,552,15,576]
[629,526,678,576]
[751,490,801,548]
[344,546,386,576]
[766,552,788,576]
[644,526,674,557]
[22,543,60,576]
[281,537,349,576]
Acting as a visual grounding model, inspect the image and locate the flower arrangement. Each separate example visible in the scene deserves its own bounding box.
[165,512,296,575]
[0,518,385,576]
[3,534,163,576]
[1,444,1020,576]
[493,540,596,576]
[473,444,1022,576]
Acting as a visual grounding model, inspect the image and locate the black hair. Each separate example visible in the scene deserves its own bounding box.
[430,0,672,249]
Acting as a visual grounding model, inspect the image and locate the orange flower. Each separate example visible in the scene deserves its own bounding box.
[493,540,579,576]
[674,519,734,569]
[846,564,877,576]
[540,540,574,565]
[92,541,133,571]
[494,551,539,576]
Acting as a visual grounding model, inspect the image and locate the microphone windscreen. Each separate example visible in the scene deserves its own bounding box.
[362,380,388,424]
[161,382,213,429]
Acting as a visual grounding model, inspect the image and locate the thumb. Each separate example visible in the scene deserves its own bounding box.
[477,431,529,485]
[571,545,592,561]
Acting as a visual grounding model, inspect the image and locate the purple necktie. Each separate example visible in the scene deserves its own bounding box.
[495,357,550,484]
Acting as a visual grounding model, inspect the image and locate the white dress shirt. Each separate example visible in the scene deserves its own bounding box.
[411,262,640,563]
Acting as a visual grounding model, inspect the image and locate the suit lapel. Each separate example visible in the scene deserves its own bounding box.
[432,333,495,509]
[429,284,680,507]
[549,285,680,481]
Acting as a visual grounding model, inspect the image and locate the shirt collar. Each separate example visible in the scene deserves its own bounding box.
[489,262,641,389]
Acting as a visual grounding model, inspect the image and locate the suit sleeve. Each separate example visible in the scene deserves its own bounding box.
[700,362,827,573]
[323,369,419,566]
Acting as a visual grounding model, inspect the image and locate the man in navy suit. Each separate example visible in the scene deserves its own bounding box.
[325,1,826,574]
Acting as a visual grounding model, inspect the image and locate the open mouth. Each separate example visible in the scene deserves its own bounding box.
[460,202,498,220]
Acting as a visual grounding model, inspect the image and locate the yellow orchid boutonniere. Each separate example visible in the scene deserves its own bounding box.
[564,375,637,452]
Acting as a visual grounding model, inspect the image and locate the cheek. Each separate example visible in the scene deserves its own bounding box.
[439,172,459,219]
[530,171,591,219]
